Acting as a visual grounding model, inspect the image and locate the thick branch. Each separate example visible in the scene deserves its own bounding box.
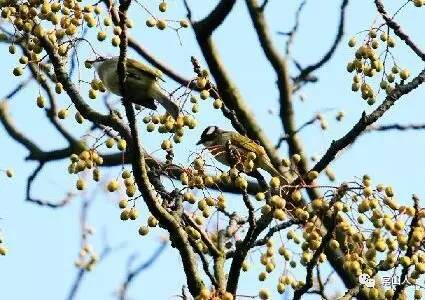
[312,68,425,174]
[116,2,204,295]
[192,0,237,38]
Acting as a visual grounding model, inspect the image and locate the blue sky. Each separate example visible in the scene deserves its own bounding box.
[1,0,424,299]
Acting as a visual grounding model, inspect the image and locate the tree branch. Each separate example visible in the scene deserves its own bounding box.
[116,1,204,295]
[375,0,425,61]
[312,68,425,174]
[294,0,349,84]
[192,0,237,38]
[119,242,167,300]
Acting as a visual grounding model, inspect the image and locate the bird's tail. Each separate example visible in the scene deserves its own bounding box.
[262,160,289,185]
[151,86,179,119]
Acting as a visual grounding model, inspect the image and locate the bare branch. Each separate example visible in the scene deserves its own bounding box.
[252,219,300,247]
[277,0,307,57]
[0,101,42,155]
[26,163,74,208]
[119,242,167,300]
[294,0,349,84]
[276,114,319,149]
[368,122,425,132]
[311,68,425,174]
[242,192,255,229]
[375,0,425,61]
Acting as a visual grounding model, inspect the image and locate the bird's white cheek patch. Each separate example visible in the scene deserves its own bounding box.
[206,126,216,136]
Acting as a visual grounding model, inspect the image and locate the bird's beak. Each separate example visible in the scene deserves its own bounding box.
[196,138,203,146]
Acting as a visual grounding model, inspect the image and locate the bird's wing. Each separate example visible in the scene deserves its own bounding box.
[126,58,163,80]
[233,134,267,157]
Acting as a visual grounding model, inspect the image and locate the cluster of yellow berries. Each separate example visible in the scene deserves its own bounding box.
[1,0,103,72]
[118,198,140,221]
[258,240,277,281]
[306,175,425,298]
[105,136,127,151]
[182,191,226,217]
[195,71,223,110]
[68,149,103,189]
[74,242,98,271]
[180,155,255,193]
[109,169,138,197]
[145,1,189,31]
[87,78,106,100]
[196,289,233,300]
[143,113,196,145]
[254,240,308,298]
[138,215,159,237]
[347,29,410,105]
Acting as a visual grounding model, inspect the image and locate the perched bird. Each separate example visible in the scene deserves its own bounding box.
[87,56,179,119]
[197,126,285,180]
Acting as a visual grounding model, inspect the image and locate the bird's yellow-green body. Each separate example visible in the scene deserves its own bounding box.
[197,126,283,179]
[91,57,179,118]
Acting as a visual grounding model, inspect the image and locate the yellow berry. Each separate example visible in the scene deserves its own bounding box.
[0,246,8,256]
[117,139,127,151]
[161,140,172,150]
[291,190,302,202]
[120,209,130,221]
[97,31,106,41]
[5,169,13,178]
[36,96,45,108]
[13,67,23,76]
[146,18,156,27]
[400,69,410,80]
[107,180,119,192]
[256,192,265,201]
[103,17,112,26]
[58,109,68,119]
[180,19,189,28]
[235,176,248,190]
[118,199,128,209]
[156,19,167,30]
[148,216,158,227]
[213,99,222,109]
[129,208,139,220]
[8,45,16,54]
[259,288,270,300]
[105,138,115,148]
[55,83,63,94]
[159,2,167,12]
[111,36,120,47]
[307,170,319,181]
[200,90,210,100]
[138,226,149,236]
[414,0,423,7]
[76,178,85,190]
[348,37,356,47]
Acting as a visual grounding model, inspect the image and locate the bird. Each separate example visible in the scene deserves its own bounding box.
[197,126,285,180]
[87,56,179,119]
